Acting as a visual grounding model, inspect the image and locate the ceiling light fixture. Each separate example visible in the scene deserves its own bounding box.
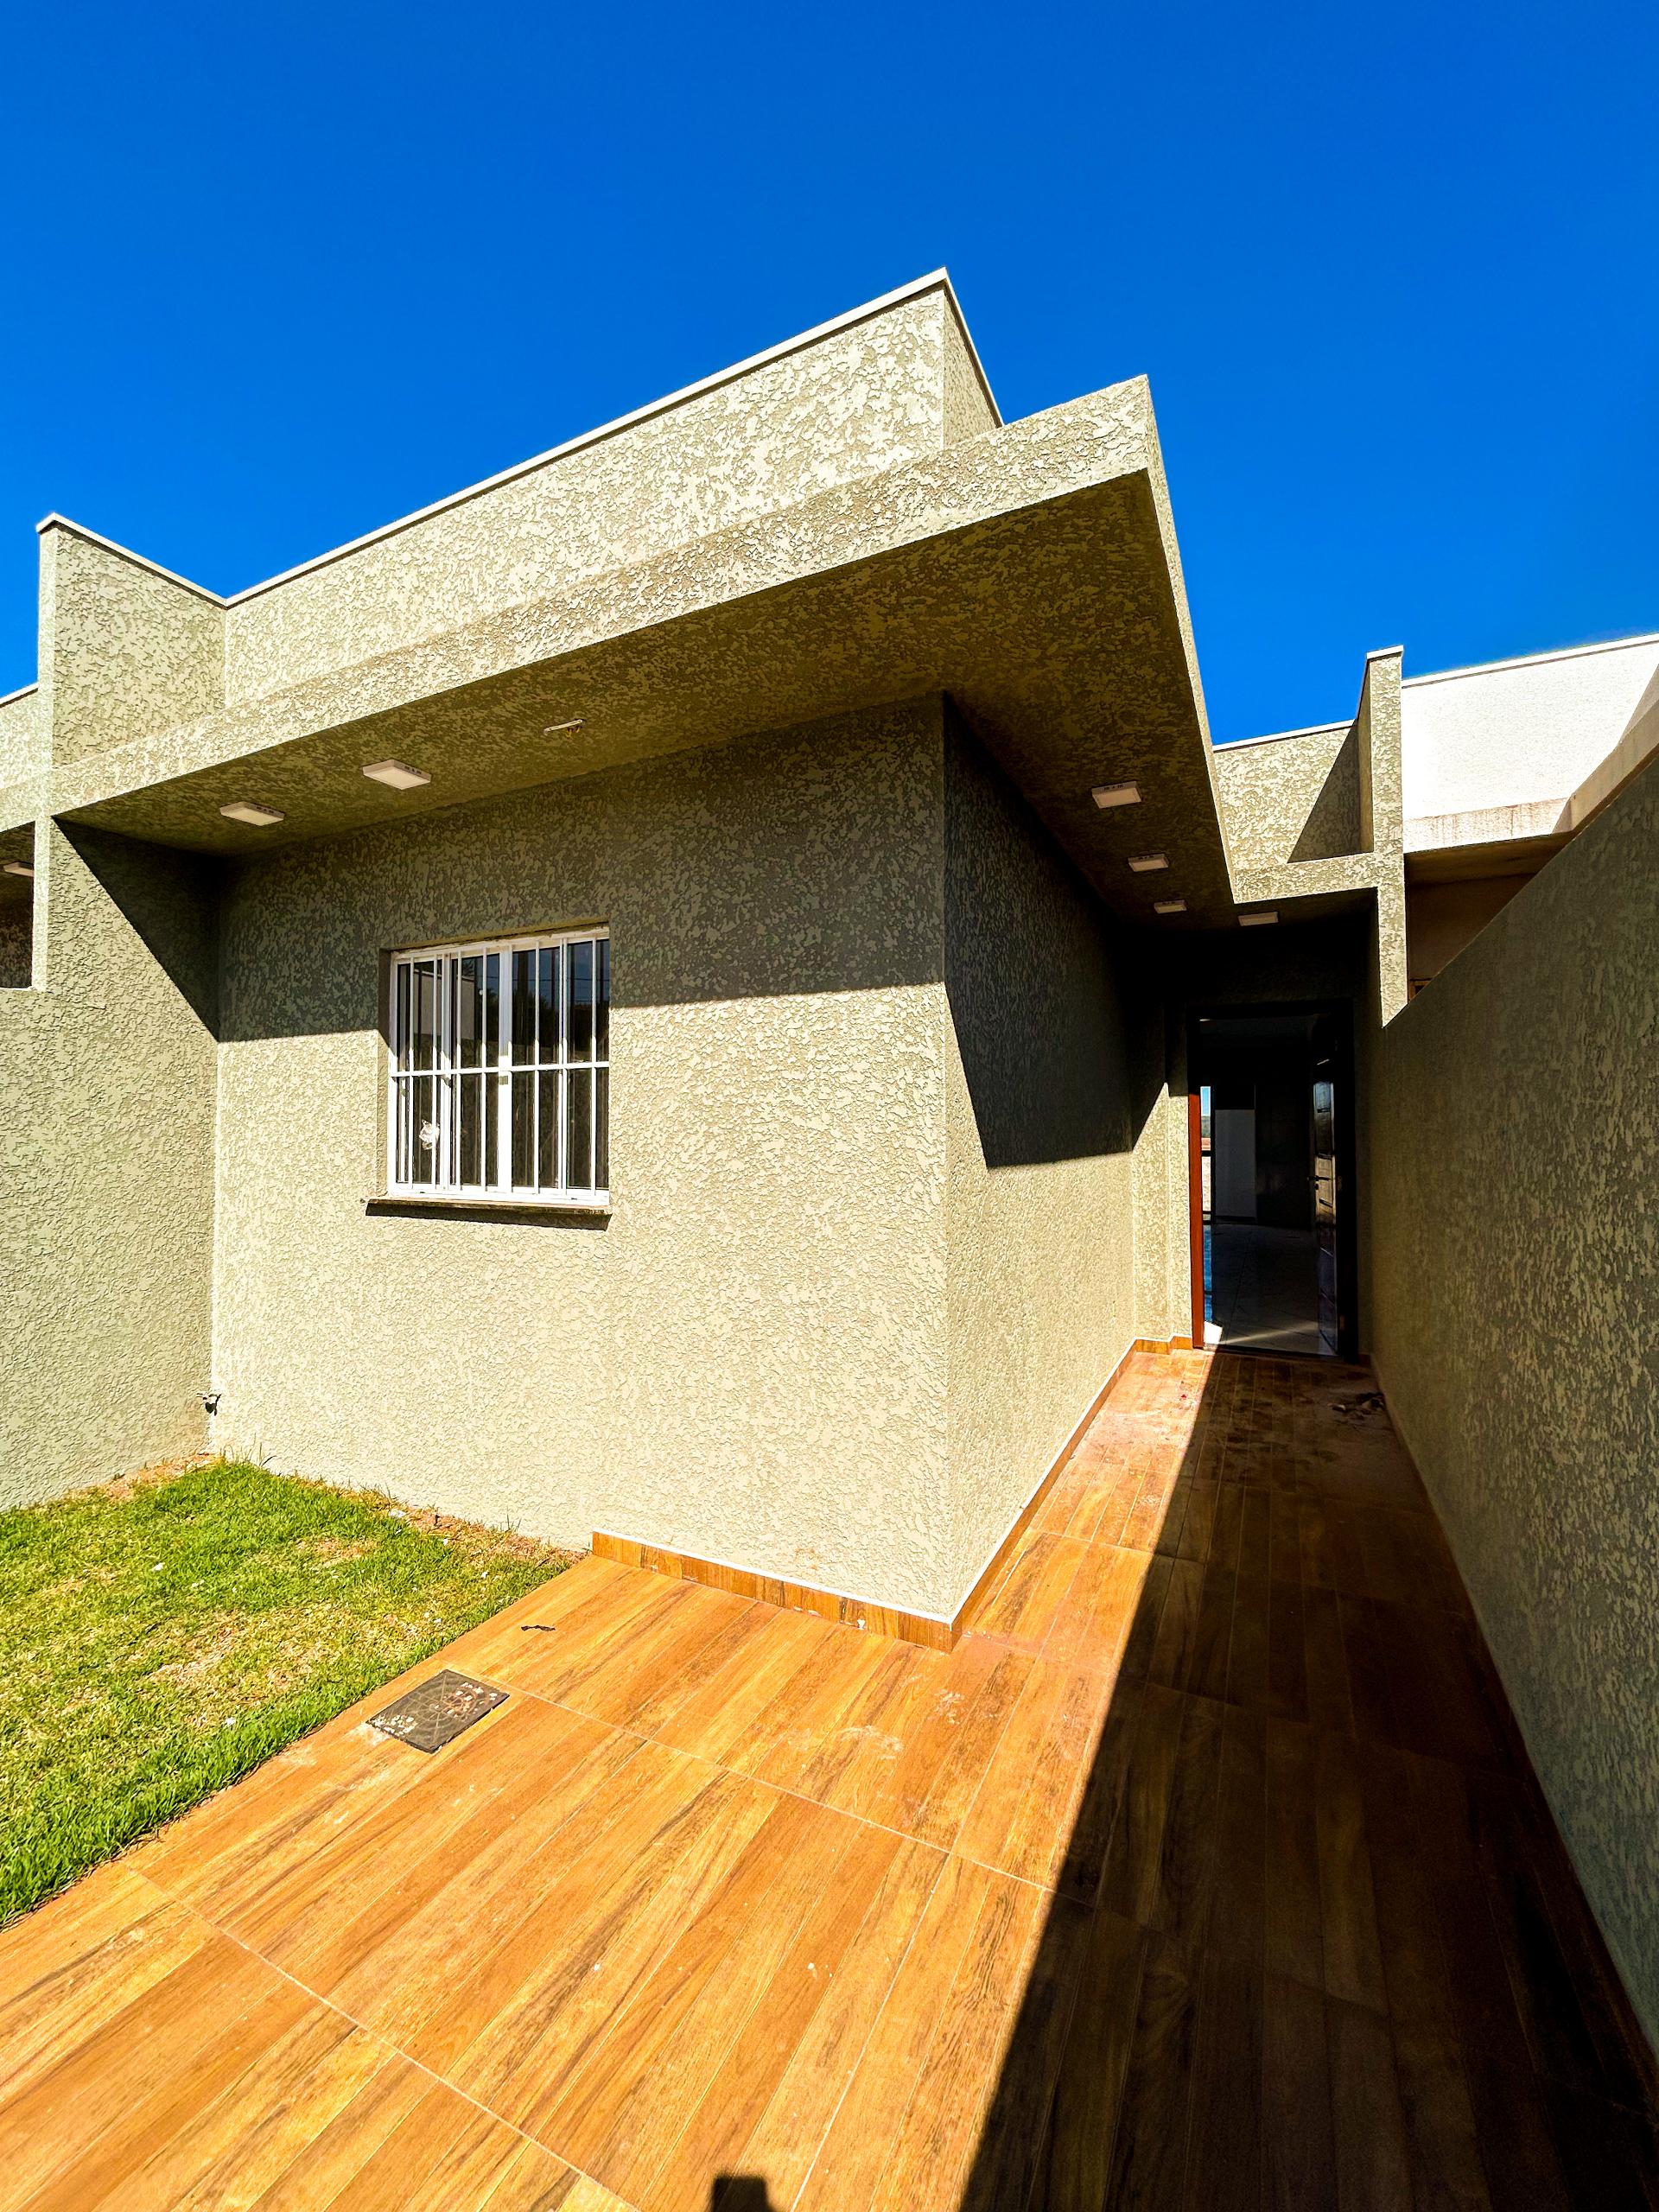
[1239,909,1279,927]
[361,760,430,791]
[1153,897,1186,914]
[3,861,33,880]
[219,802,285,828]
[1126,851,1168,873]
[543,718,585,737]
[1091,781,1141,809]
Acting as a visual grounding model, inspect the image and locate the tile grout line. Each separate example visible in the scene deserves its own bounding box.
[123,1869,650,2212]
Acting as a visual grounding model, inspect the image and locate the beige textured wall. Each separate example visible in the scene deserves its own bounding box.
[940,718,1137,1597]
[1405,873,1531,986]
[0,900,30,990]
[0,821,218,1505]
[41,528,224,765]
[0,686,45,790]
[1129,990,1192,1347]
[1213,724,1358,867]
[212,699,962,1615]
[1370,757,1659,2043]
[223,289,994,707]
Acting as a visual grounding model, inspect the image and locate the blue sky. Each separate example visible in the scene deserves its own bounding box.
[3,1,1656,740]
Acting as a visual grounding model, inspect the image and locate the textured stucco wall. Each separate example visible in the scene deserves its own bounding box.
[223,289,993,707]
[0,822,219,1505]
[212,699,962,1613]
[1128,981,1192,1347]
[41,528,224,766]
[1405,873,1532,986]
[941,718,1136,1598]
[1214,724,1359,867]
[0,686,45,790]
[0,897,29,989]
[1370,757,1659,2043]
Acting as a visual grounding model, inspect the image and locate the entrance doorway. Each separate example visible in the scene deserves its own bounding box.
[1189,1005,1356,1358]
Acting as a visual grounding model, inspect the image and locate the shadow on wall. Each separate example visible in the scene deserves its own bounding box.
[67,823,223,1033]
[1288,724,1361,863]
[153,707,1160,1173]
[944,712,1144,1169]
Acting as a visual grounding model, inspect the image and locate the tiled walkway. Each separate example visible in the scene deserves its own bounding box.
[1,1353,1655,2209]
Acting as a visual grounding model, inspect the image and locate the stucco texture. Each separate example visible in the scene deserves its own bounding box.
[0,820,218,1503]
[941,714,1137,1596]
[1214,725,1358,868]
[0,684,45,792]
[222,288,994,707]
[1370,755,1659,2043]
[212,700,957,1614]
[208,694,1149,1622]
[41,527,224,766]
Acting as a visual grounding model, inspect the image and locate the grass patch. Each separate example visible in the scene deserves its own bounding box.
[0,1459,572,1925]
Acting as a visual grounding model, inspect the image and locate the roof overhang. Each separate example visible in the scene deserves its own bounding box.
[51,382,1237,927]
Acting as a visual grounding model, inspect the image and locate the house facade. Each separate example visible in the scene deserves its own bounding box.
[2,274,1656,2023]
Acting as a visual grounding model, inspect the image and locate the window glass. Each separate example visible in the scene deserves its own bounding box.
[389,930,608,1201]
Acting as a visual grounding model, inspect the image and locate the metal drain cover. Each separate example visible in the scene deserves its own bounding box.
[368,1669,507,1752]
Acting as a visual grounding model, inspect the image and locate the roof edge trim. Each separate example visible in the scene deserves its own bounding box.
[1403,628,1659,690]
[225,270,1000,608]
[34,516,226,606]
[0,681,41,709]
[1216,719,1350,753]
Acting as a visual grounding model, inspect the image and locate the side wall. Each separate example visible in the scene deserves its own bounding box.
[0,823,219,1503]
[1370,757,1659,2043]
[212,699,958,1616]
[942,715,1137,1599]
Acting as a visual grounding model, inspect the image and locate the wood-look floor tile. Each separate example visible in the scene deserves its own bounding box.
[794,1855,1049,2212]
[7,1351,1657,2209]
[970,1530,1089,1652]
[952,1655,1116,1892]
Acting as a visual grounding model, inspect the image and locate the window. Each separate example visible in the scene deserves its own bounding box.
[387,930,609,1203]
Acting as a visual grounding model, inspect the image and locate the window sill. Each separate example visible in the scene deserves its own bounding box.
[365,1192,612,1219]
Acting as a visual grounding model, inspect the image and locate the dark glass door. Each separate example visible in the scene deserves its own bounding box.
[1312,1040,1339,1356]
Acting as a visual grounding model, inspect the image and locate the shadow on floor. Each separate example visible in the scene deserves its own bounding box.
[954,1351,1659,2209]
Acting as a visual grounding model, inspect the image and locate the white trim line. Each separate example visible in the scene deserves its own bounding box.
[1225,629,1659,751]
[225,271,996,604]
[34,514,227,604]
[1402,629,1659,690]
[1216,719,1349,752]
[0,681,39,709]
[28,274,997,618]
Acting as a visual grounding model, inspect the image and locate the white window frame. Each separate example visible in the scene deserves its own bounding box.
[386,927,610,1206]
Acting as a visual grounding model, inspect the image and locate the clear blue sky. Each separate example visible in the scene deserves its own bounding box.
[3,1,1656,740]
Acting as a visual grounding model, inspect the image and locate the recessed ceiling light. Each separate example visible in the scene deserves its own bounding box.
[1127,852,1168,873]
[543,718,585,736]
[3,861,33,880]
[362,760,430,791]
[219,802,285,828]
[1239,909,1279,927]
[1153,897,1186,914]
[1092,781,1141,809]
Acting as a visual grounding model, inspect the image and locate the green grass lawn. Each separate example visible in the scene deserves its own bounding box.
[0,1459,571,1925]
